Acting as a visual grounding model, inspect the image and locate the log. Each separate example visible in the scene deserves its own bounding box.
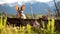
[7,18,60,31]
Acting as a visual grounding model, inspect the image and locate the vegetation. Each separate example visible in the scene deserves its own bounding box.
[0,15,60,34]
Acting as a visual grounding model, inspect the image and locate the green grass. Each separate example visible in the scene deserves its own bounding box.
[0,15,60,34]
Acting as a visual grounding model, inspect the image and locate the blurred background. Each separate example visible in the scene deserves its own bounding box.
[0,0,60,18]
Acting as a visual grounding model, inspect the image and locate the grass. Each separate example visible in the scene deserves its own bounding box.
[0,15,60,34]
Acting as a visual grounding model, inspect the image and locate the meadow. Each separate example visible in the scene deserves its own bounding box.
[0,15,60,34]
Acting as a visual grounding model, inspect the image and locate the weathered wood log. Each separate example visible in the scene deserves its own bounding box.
[7,18,60,31]
[7,18,38,27]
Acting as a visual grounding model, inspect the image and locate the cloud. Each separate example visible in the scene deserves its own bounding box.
[0,0,52,7]
[0,1,5,4]
[0,0,31,4]
[0,0,32,7]
[0,0,51,5]
[35,0,51,2]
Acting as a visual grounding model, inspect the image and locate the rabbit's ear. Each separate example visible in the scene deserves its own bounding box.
[15,5,19,11]
[21,5,25,11]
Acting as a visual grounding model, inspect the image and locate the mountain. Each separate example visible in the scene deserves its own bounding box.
[25,2,50,14]
[57,1,60,7]
[0,2,52,15]
[0,4,17,14]
[46,1,60,15]
[49,1,60,15]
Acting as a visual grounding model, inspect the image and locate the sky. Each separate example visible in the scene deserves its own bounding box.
[0,0,51,5]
